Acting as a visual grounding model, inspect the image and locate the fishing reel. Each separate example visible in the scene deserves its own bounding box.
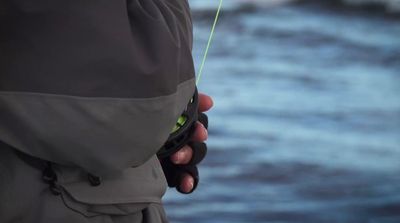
[158,88,209,193]
[157,88,199,158]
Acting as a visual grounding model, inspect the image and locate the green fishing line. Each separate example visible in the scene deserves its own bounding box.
[171,0,223,133]
[196,0,223,85]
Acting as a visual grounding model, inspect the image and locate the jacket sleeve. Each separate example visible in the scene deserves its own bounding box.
[0,0,196,176]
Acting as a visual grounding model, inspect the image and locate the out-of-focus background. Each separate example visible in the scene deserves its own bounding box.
[164,0,400,222]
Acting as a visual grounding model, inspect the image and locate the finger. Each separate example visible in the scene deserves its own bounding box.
[187,142,207,165]
[179,174,195,194]
[198,113,208,129]
[199,93,214,113]
[191,122,208,142]
[170,145,193,165]
[177,166,199,194]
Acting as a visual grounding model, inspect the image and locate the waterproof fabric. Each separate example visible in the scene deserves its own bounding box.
[0,0,196,222]
[0,143,169,223]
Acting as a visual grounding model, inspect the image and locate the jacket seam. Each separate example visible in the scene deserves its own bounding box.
[0,77,195,101]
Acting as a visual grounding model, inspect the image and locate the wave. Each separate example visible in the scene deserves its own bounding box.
[337,0,400,13]
[297,0,400,14]
[189,0,400,15]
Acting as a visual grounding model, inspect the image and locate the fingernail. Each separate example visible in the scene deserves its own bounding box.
[189,178,194,190]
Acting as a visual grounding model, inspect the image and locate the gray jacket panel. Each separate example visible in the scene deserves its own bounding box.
[0,79,194,176]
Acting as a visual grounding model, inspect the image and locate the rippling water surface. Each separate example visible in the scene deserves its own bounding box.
[164,1,400,222]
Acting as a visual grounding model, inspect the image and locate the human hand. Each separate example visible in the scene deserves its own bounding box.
[169,93,213,193]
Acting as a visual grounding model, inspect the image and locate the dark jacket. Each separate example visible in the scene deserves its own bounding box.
[0,0,195,222]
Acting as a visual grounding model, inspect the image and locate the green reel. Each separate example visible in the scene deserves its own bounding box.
[157,88,199,158]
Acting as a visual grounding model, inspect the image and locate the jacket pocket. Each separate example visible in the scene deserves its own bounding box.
[55,156,167,217]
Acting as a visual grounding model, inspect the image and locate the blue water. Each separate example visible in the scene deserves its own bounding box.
[164,1,400,222]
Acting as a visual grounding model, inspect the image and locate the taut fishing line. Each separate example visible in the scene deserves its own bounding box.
[196,0,224,85]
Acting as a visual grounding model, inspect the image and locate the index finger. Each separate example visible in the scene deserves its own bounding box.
[198,93,214,113]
